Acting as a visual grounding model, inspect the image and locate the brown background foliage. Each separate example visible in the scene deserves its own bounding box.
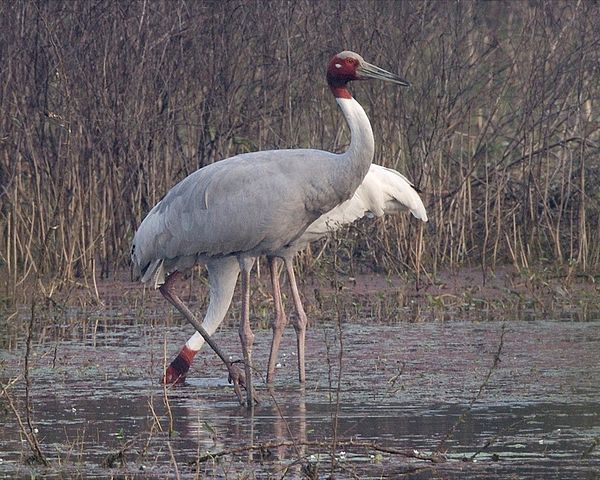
[1,0,599,300]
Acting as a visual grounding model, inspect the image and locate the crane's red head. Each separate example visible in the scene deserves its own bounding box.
[327,51,363,99]
[327,51,410,99]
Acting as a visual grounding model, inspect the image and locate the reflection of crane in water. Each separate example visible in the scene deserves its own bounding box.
[164,163,427,386]
[132,50,410,408]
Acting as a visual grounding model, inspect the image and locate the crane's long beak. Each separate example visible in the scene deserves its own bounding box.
[357,61,410,87]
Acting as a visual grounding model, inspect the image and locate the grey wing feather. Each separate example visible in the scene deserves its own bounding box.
[131,149,341,285]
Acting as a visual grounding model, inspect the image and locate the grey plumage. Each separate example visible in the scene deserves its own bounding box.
[133,148,366,286]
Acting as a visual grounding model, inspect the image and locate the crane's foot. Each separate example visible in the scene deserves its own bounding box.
[163,345,198,385]
[227,361,259,406]
[163,366,186,385]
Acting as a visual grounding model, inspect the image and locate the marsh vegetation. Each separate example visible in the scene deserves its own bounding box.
[1,0,599,301]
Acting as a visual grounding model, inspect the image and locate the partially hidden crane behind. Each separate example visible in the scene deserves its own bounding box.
[163,163,428,388]
[131,51,410,408]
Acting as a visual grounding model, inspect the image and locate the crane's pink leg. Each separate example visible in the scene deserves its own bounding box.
[238,258,256,410]
[285,259,308,383]
[159,272,252,405]
[266,256,288,384]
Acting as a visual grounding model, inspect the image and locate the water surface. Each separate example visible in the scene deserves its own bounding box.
[1,312,599,478]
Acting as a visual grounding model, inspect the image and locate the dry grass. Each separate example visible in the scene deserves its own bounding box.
[1,1,599,303]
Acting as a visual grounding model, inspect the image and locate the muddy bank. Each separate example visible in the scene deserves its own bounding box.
[41,264,600,324]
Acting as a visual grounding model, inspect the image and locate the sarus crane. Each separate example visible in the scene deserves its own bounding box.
[131,51,410,408]
[163,163,428,388]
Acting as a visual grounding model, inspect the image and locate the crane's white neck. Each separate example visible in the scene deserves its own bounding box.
[335,97,375,196]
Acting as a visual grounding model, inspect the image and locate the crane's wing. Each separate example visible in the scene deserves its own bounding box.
[369,165,428,221]
[297,163,427,246]
[131,149,342,285]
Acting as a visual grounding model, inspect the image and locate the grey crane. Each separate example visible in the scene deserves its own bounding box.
[163,163,428,387]
[131,51,409,408]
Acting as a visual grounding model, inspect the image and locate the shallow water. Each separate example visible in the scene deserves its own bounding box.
[1,312,599,478]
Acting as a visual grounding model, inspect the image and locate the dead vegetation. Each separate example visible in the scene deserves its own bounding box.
[0,1,598,303]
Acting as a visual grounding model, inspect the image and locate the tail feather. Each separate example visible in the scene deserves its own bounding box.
[371,165,428,222]
[140,258,166,287]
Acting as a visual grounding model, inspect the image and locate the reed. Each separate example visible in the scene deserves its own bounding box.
[1,1,598,302]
